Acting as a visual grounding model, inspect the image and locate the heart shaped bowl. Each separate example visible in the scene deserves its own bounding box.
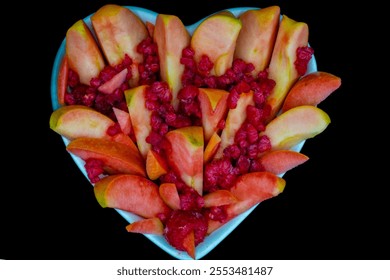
[51,6,317,260]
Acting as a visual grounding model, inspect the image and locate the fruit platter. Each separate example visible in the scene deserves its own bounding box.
[50,4,341,259]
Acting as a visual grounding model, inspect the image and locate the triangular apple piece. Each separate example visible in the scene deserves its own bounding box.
[182,231,196,259]
[146,150,168,180]
[98,68,128,94]
[112,107,132,136]
[126,217,164,235]
[204,132,221,163]
[159,183,181,210]
[198,88,229,142]
[203,190,237,208]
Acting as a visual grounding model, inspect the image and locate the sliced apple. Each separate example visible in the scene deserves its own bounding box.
[234,6,280,76]
[66,19,105,86]
[281,71,342,112]
[57,55,69,106]
[98,68,128,94]
[203,190,237,208]
[153,13,190,110]
[164,126,204,195]
[112,107,132,136]
[182,231,195,259]
[198,88,229,142]
[204,132,221,163]
[50,105,115,140]
[258,150,309,175]
[214,91,254,159]
[94,174,171,218]
[124,85,152,159]
[146,149,168,180]
[66,137,146,177]
[259,105,331,151]
[91,4,149,86]
[191,11,242,76]
[265,15,309,121]
[159,183,181,210]
[126,217,164,235]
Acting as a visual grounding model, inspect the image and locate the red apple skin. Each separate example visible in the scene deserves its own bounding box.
[281,71,342,113]
[198,88,229,143]
[259,105,331,152]
[258,150,309,175]
[191,12,242,76]
[124,85,152,159]
[153,14,190,110]
[164,126,204,195]
[265,15,309,122]
[57,55,68,106]
[234,6,280,76]
[91,4,149,86]
[66,19,105,86]
[66,137,146,177]
[94,174,171,218]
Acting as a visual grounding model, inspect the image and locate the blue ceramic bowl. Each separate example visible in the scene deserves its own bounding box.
[51,6,317,260]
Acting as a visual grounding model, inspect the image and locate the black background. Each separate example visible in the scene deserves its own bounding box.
[3,0,387,260]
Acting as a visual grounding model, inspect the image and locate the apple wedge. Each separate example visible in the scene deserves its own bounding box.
[234,6,280,76]
[191,11,242,76]
[214,91,254,159]
[153,13,190,110]
[159,183,181,210]
[94,174,171,218]
[259,105,331,151]
[124,85,152,159]
[164,126,204,195]
[91,4,149,86]
[265,15,309,122]
[66,137,146,177]
[198,88,229,142]
[66,19,105,86]
[281,71,342,112]
[258,150,309,175]
[57,55,69,106]
[146,149,168,180]
[204,132,221,163]
[203,190,237,208]
[126,217,164,235]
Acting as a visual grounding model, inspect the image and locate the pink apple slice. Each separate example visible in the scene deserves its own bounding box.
[94,174,171,218]
[98,68,128,94]
[258,150,309,175]
[159,183,181,210]
[126,217,164,235]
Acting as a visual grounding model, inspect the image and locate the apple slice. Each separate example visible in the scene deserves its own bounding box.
[203,190,237,208]
[50,105,115,140]
[94,174,171,218]
[182,231,195,259]
[259,105,331,151]
[91,4,149,86]
[126,217,164,235]
[281,71,342,112]
[159,183,181,210]
[214,91,254,159]
[112,107,132,136]
[97,68,128,94]
[66,137,146,177]
[198,88,229,142]
[265,15,309,122]
[124,85,152,159]
[191,11,242,76]
[153,13,190,110]
[57,55,69,106]
[146,150,168,180]
[164,126,204,195]
[234,6,280,76]
[204,132,221,163]
[258,150,309,175]
[66,19,105,86]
